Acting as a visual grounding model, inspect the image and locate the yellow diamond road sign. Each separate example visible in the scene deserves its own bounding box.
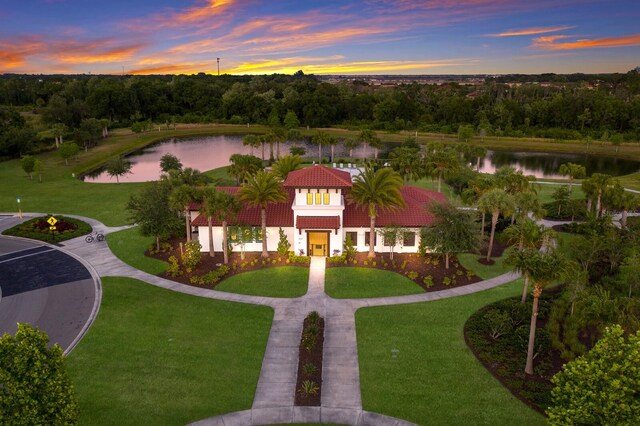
[47,216,58,226]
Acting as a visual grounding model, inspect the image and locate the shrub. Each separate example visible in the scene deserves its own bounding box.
[400,260,408,270]
[276,228,291,255]
[167,256,182,277]
[288,253,311,264]
[343,235,357,259]
[302,363,317,375]
[2,215,91,243]
[443,277,452,286]
[407,271,419,280]
[328,254,347,264]
[307,311,321,325]
[484,309,511,340]
[423,275,434,288]
[181,240,201,273]
[299,380,319,396]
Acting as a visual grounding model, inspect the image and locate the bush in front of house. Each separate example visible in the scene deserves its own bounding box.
[2,215,92,242]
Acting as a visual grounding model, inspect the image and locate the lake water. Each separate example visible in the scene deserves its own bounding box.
[83,135,640,183]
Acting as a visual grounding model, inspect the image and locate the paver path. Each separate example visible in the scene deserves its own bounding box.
[2,213,522,426]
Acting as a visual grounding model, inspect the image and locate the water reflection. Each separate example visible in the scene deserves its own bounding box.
[83,135,640,183]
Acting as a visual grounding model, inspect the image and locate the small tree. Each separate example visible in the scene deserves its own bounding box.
[421,202,481,269]
[377,226,405,260]
[34,158,44,182]
[558,163,586,193]
[344,234,357,259]
[181,240,202,273]
[0,323,79,424]
[59,142,79,165]
[233,225,253,260]
[547,325,640,425]
[284,110,300,130]
[127,180,182,251]
[105,157,132,183]
[457,124,474,142]
[20,155,36,179]
[277,227,291,255]
[160,153,182,173]
[551,185,571,217]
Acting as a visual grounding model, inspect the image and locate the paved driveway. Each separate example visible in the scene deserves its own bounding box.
[0,236,98,353]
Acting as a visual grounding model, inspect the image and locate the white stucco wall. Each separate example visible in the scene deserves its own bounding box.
[293,188,343,207]
[342,227,422,254]
[197,226,294,254]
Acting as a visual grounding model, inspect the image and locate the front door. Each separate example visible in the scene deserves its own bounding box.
[307,231,329,257]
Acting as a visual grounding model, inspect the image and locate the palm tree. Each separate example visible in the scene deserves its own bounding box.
[238,170,287,257]
[169,184,198,242]
[358,129,381,160]
[271,155,303,180]
[389,146,423,183]
[214,191,241,264]
[349,166,405,258]
[268,127,286,159]
[199,187,219,258]
[523,250,565,375]
[243,134,261,156]
[344,137,362,159]
[424,147,460,193]
[312,131,329,163]
[462,174,497,238]
[478,188,516,261]
[229,153,263,184]
[558,162,586,193]
[514,190,545,221]
[585,173,612,217]
[469,145,487,171]
[604,182,640,228]
[327,136,339,163]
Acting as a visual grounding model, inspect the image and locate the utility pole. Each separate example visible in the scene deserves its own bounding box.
[217,58,220,76]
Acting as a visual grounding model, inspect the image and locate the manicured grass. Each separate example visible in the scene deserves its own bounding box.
[532,182,585,204]
[457,247,513,280]
[106,227,169,275]
[356,278,544,426]
[617,171,640,191]
[67,277,273,426]
[324,267,424,299]
[215,267,309,298]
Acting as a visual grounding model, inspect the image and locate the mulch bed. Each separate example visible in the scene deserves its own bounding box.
[295,314,324,406]
[327,252,481,292]
[147,238,310,288]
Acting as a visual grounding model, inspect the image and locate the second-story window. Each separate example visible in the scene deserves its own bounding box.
[307,193,313,205]
[315,193,321,204]
[323,193,330,205]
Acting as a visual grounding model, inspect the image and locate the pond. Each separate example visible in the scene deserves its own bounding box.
[82,135,640,183]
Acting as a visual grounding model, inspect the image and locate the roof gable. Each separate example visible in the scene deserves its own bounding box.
[283,165,352,189]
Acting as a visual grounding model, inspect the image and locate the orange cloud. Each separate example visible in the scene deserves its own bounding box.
[56,44,145,64]
[124,0,237,31]
[533,33,640,50]
[486,25,574,37]
[0,38,45,69]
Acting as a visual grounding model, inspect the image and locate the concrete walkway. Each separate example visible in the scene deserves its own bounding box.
[2,212,524,426]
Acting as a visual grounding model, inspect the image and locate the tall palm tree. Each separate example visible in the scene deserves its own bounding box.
[349,166,405,258]
[199,187,219,258]
[312,131,329,163]
[271,155,303,180]
[344,137,362,159]
[389,146,423,183]
[243,134,261,156]
[462,174,497,238]
[327,135,339,163]
[358,129,381,160]
[478,188,516,261]
[514,190,545,222]
[424,147,460,193]
[214,191,241,264]
[168,184,198,242]
[238,170,287,257]
[268,127,286,159]
[229,153,263,184]
[558,162,586,193]
[524,250,565,375]
[586,173,612,217]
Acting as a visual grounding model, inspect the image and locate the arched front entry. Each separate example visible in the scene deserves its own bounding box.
[307,231,330,257]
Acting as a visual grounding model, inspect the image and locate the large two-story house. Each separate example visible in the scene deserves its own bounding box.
[190,165,446,256]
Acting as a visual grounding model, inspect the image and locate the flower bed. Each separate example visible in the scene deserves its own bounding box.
[2,215,92,243]
[327,252,480,292]
[295,311,324,406]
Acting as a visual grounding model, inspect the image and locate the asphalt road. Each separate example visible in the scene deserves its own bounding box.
[0,235,97,352]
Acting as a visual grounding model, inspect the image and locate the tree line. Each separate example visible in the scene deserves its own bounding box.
[2,69,640,158]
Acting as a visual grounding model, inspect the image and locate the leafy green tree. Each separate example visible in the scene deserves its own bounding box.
[242,134,261,157]
[515,189,545,221]
[0,323,79,425]
[289,145,306,156]
[58,142,79,166]
[344,137,362,159]
[168,184,198,242]
[283,110,300,130]
[228,154,263,184]
[610,133,624,153]
[238,170,287,257]
[547,325,640,425]
[127,180,182,251]
[20,155,36,180]
[619,253,640,297]
[558,162,586,193]
[478,188,516,261]
[277,227,292,255]
[349,166,405,258]
[34,158,44,183]
[159,153,182,173]
[105,157,132,183]
[551,185,571,216]
[377,226,406,260]
[421,201,481,269]
[524,249,565,375]
[162,167,209,188]
[457,124,474,142]
[51,123,66,148]
[389,146,423,183]
[358,128,381,160]
[272,155,303,180]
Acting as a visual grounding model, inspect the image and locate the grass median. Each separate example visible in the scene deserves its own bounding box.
[215,267,309,298]
[325,267,424,299]
[67,276,273,426]
[106,227,168,275]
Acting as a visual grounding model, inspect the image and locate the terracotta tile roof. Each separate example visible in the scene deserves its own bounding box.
[296,216,341,230]
[343,186,447,228]
[191,187,294,227]
[283,165,352,189]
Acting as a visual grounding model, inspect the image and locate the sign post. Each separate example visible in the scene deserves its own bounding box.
[17,197,22,219]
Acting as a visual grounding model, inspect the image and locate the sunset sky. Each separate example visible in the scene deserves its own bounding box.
[1,0,639,75]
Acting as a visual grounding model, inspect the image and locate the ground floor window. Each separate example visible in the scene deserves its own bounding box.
[228,226,262,243]
[403,231,416,247]
[364,232,377,247]
[346,231,358,246]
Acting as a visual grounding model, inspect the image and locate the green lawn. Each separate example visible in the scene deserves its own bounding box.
[67,277,273,425]
[532,182,585,204]
[617,171,640,191]
[457,247,513,280]
[215,267,309,298]
[106,227,168,275]
[356,278,544,426]
[324,267,424,299]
